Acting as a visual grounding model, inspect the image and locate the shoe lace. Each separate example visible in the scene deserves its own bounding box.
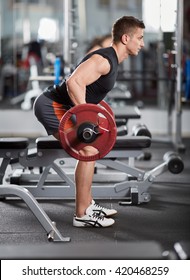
[92,212,104,221]
[94,203,103,209]
[93,203,107,215]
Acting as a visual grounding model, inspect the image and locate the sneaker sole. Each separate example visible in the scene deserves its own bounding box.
[73,219,115,228]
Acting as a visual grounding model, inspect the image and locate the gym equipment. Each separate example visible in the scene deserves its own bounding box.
[132,123,152,138]
[100,101,128,136]
[163,151,184,174]
[99,100,115,117]
[174,0,185,152]
[54,57,61,85]
[7,135,184,205]
[117,125,128,136]
[64,0,78,69]
[185,59,190,100]
[59,103,117,161]
[112,104,141,136]
[113,105,141,123]
[153,0,185,152]
[130,123,152,161]
[0,137,70,242]
[10,56,42,110]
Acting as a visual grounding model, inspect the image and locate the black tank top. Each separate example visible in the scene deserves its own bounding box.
[44,47,119,106]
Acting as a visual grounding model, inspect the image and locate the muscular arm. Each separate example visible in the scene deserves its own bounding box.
[66,54,110,105]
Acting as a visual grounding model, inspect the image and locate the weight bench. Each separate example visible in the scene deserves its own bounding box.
[8,135,184,204]
[113,105,141,131]
[113,105,141,121]
[0,137,70,242]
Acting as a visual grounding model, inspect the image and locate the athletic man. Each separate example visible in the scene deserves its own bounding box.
[34,16,145,227]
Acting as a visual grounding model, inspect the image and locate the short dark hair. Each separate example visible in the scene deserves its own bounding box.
[112,16,145,43]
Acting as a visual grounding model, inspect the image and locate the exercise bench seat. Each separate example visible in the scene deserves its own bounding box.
[113,105,141,121]
[0,137,29,149]
[36,135,151,151]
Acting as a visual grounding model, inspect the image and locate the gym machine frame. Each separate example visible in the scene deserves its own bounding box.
[152,0,185,152]
[0,138,70,242]
[9,136,184,205]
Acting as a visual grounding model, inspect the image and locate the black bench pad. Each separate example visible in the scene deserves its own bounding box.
[0,138,29,149]
[36,136,151,150]
[113,106,141,119]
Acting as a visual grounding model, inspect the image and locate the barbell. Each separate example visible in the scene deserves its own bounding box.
[59,101,117,161]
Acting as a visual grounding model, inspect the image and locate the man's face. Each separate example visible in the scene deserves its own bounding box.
[126,27,145,56]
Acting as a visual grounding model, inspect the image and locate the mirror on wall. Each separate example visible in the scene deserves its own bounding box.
[0,0,64,109]
[0,0,182,111]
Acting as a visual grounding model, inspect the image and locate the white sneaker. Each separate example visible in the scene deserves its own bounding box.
[90,200,117,217]
[73,204,115,228]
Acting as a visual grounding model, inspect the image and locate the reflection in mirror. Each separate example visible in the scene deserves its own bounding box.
[0,0,182,112]
[0,0,64,109]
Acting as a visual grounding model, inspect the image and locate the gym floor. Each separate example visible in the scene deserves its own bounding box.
[0,137,189,259]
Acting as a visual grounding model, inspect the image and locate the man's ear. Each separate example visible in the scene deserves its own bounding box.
[121,34,129,45]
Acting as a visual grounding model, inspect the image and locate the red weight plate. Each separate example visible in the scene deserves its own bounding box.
[59,103,117,161]
[99,100,115,117]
